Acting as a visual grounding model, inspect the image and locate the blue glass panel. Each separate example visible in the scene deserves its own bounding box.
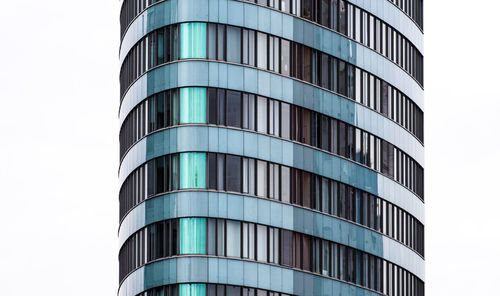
[180,87,207,124]
[180,152,206,189]
[180,23,207,59]
[179,283,206,296]
[179,218,207,254]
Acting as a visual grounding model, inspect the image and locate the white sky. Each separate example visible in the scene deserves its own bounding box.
[0,0,498,295]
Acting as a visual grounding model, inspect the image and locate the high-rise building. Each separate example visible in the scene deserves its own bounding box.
[118,0,424,295]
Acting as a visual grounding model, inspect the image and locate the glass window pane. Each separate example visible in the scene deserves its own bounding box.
[338,60,346,96]
[207,152,217,189]
[248,223,256,259]
[303,47,311,82]
[218,89,226,125]
[180,152,206,189]
[217,154,225,190]
[227,26,242,63]
[226,155,242,192]
[257,225,268,262]
[257,160,267,197]
[180,22,207,59]
[281,0,291,13]
[226,286,240,296]
[180,87,207,124]
[257,32,267,69]
[157,92,165,128]
[257,96,267,133]
[281,166,290,203]
[226,220,241,257]
[301,0,312,20]
[208,88,217,124]
[226,90,242,128]
[208,24,216,60]
[217,219,225,256]
[217,24,225,60]
[281,102,290,139]
[207,218,216,255]
[158,30,165,64]
[179,218,206,254]
[280,39,290,75]
[179,284,206,296]
[248,159,256,195]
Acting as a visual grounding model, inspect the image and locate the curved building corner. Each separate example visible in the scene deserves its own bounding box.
[118,0,425,295]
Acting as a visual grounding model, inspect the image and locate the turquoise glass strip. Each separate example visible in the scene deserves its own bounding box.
[179,283,206,296]
[179,218,207,255]
[180,23,207,59]
[180,87,207,124]
[180,152,206,189]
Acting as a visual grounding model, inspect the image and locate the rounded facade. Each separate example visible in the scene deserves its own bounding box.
[117,1,424,296]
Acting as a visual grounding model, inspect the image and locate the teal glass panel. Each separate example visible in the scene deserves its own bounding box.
[180,152,206,189]
[179,283,206,296]
[179,218,207,255]
[180,87,207,124]
[180,23,207,59]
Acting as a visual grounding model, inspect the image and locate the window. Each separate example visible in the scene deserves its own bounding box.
[301,0,313,20]
[269,227,279,263]
[242,223,255,260]
[180,87,206,124]
[226,155,242,192]
[180,23,206,59]
[242,29,256,66]
[217,219,225,256]
[280,0,291,13]
[281,102,290,139]
[280,39,290,75]
[320,53,329,89]
[217,154,225,190]
[256,160,267,197]
[269,36,279,72]
[179,218,206,254]
[157,92,165,128]
[281,166,290,203]
[303,47,312,82]
[320,0,329,26]
[320,115,329,151]
[180,152,206,189]
[208,88,217,124]
[302,172,311,208]
[217,89,226,125]
[226,220,241,257]
[257,32,267,69]
[217,24,226,60]
[338,60,346,96]
[242,158,256,195]
[226,26,242,63]
[257,225,267,261]
[208,23,216,59]
[269,163,280,199]
[280,229,293,266]
[257,96,268,133]
[207,218,216,255]
[242,94,256,130]
[301,108,311,144]
[338,0,347,35]
[226,90,242,128]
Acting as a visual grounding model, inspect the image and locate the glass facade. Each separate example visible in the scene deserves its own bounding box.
[118,1,424,295]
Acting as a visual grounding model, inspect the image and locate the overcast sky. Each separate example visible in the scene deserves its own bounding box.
[0,1,498,295]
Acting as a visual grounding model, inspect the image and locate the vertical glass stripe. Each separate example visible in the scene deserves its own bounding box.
[179,283,206,296]
[180,23,207,59]
[179,218,207,255]
[180,152,206,189]
[180,87,207,124]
